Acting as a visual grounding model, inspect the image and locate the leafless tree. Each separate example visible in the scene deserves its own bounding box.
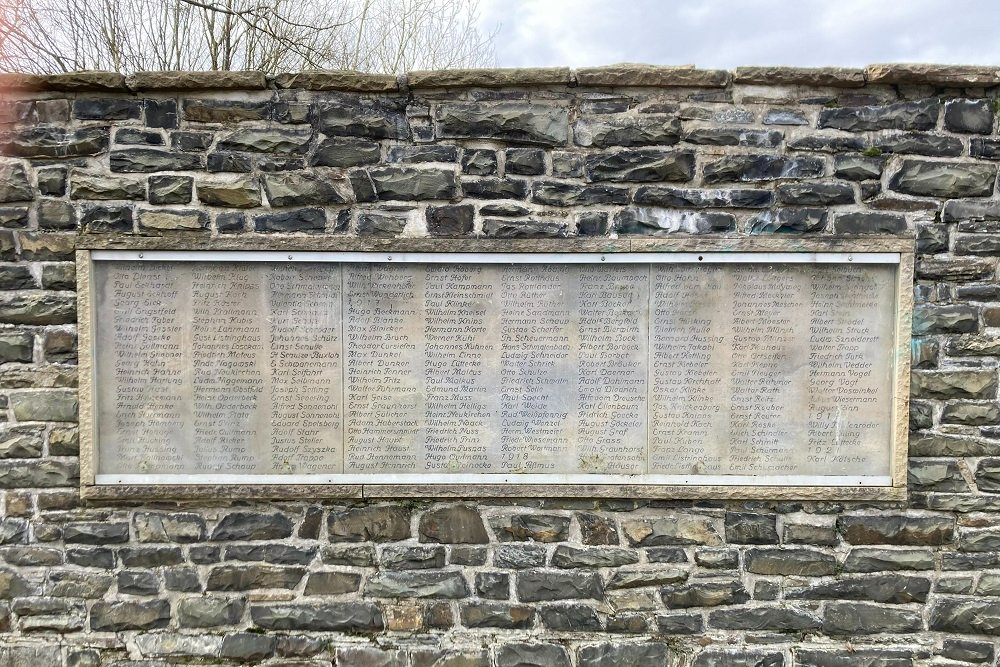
[0,0,497,74]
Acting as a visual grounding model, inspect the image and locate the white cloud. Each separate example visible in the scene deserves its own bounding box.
[477,0,1000,68]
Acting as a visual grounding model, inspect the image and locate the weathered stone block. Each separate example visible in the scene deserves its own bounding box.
[708,605,821,631]
[634,186,772,208]
[750,208,827,234]
[516,570,602,602]
[494,544,546,569]
[254,208,326,233]
[177,596,245,628]
[328,505,410,542]
[616,207,735,234]
[575,116,680,148]
[931,598,1000,635]
[838,515,954,545]
[216,127,311,153]
[531,181,628,206]
[492,514,570,542]
[135,512,206,542]
[496,643,571,667]
[419,504,488,543]
[436,102,569,146]
[834,212,906,234]
[724,513,778,544]
[211,512,293,541]
[368,166,457,200]
[426,205,474,236]
[945,99,994,134]
[196,177,260,208]
[138,208,208,231]
[585,149,694,182]
[206,565,305,591]
[819,99,939,131]
[622,515,721,546]
[661,579,748,608]
[889,160,997,198]
[90,600,170,631]
[110,149,206,172]
[461,602,534,629]
[365,570,469,598]
[788,573,931,603]
[703,154,823,183]
[911,369,996,399]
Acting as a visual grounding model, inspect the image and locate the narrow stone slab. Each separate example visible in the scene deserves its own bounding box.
[408,67,571,88]
[272,70,398,92]
[867,63,1000,86]
[127,71,267,91]
[575,64,729,87]
[733,66,866,87]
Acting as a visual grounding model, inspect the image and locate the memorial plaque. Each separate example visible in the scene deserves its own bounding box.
[80,242,911,498]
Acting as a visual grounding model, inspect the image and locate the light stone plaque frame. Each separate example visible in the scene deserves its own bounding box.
[77,236,914,501]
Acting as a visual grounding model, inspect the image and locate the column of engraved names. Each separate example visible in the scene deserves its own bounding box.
[344,264,422,473]
[266,264,343,474]
[421,265,497,472]
[189,263,263,473]
[727,266,800,475]
[498,265,574,473]
[648,265,727,474]
[102,262,186,474]
[806,265,891,475]
[576,264,648,474]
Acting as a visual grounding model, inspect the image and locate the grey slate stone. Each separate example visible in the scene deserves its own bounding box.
[311,136,381,167]
[944,99,994,134]
[419,504,489,543]
[327,505,410,542]
[574,115,681,147]
[615,207,735,234]
[818,99,939,131]
[369,166,457,200]
[262,172,348,207]
[0,163,32,203]
[889,159,997,198]
[436,102,570,146]
[539,604,602,631]
[550,545,639,568]
[90,600,170,631]
[216,127,311,153]
[660,579,749,607]
[250,601,384,632]
[577,642,669,667]
[316,100,408,139]
[750,208,828,234]
[110,149,206,172]
[0,126,109,158]
[516,570,603,602]
[703,154,823,183]
[634,186,773,208]
[822,602,923,634]
[461,602,535,629]
[585,149,695,182]
[364,570,469,598]
[692,650,782,667]
[211,512,293,541]
[254,208,326,233]
[496,643,571,667]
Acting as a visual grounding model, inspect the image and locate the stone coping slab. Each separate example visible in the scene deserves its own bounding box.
[2,63,1000,93]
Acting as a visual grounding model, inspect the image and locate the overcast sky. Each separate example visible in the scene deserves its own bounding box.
[477,0,1000,69]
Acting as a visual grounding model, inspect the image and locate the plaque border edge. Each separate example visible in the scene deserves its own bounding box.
[76,236,914,502]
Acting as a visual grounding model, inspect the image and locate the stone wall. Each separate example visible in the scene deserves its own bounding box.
[0,62,998,665]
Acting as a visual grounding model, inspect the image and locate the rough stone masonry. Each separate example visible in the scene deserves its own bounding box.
[0,62,998,665]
